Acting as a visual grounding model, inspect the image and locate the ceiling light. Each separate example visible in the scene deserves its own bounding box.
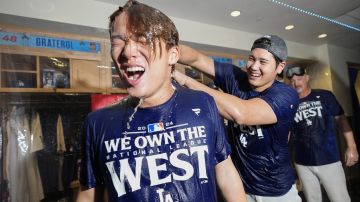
[318,34,327,38]
[268,0,360,32]
[285,25,295,30]
[230,11,241,17]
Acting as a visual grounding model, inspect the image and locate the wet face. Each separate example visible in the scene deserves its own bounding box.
[111,13,178,105]
[290,74,309,94]
[246,48,284,92]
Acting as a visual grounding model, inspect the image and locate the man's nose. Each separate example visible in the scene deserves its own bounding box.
[249,60,260,70]
[293,80,299,87]
[122,40,139,59]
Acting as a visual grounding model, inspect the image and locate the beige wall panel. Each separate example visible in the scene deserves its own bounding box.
[71,59,101,90]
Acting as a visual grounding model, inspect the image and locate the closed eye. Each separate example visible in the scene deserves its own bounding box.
[259,59,269,65]
[111,35,127,47]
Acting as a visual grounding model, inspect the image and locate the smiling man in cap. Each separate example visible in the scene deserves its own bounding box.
[173,34,302,201]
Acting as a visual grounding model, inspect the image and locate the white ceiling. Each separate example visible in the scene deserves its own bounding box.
[96,0,360,52]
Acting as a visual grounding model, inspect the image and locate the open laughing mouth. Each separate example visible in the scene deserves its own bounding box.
[249,72,261,79]
[124,66,145,84]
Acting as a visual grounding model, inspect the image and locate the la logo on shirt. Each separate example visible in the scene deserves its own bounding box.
[235,124,264,148]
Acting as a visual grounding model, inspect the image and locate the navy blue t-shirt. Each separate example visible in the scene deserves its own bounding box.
[291,89,343,166]
[80,85,231,202]
[214,61,299,196]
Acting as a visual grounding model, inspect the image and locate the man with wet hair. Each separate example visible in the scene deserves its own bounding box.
[77,1,245,201]
[173,35,301,202]
[287,66,358,202]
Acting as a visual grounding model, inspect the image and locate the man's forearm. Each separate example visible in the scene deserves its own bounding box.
[337,115,357,149]
[344,131,357,149]
[215,156,246,202]
[178,44,215,77]
[336,115,359,166]
[174,71,277,125]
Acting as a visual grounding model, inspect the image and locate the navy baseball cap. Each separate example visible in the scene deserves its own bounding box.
[251,35,288,62]
[286,66,306,78]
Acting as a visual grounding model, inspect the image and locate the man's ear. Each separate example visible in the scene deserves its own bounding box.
[168,46,180,66]
[276,61,286,74]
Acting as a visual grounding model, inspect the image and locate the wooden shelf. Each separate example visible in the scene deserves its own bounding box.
[1,69,37,73]
[108,88,128,94]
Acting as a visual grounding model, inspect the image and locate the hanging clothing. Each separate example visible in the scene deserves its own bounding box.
[30,112,44,153]
[5,108,45,202]
[25,153,44,202]
[26,112,44,202]
[6,106,30,202]
[56,114,66,191]
[56,115,66,153]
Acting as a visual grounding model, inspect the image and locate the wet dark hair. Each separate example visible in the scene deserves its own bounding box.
[108,0,179,57]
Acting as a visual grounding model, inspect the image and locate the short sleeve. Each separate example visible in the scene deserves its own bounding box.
[214,61,250,98]
[79,115,101,188]
[207,95,231,164]
[324,91,344,116]
[260,83,299,122]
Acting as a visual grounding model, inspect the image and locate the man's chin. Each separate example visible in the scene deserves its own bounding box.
[127,87,146,98]
[249,80,260,88]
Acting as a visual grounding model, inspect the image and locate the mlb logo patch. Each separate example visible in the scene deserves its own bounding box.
[147,122,165,133]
